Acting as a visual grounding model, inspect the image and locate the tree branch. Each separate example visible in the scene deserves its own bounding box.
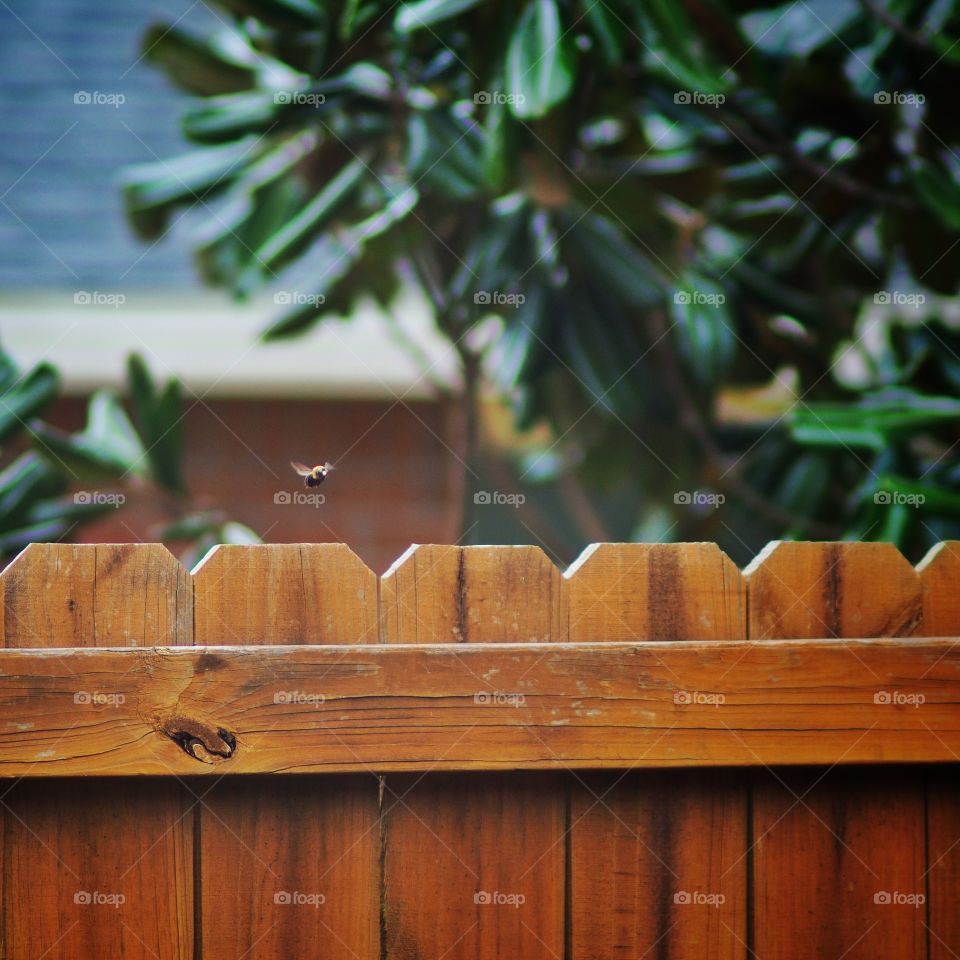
[648,309,842,539]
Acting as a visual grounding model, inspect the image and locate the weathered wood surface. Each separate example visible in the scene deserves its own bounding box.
[0,637,958,774]
[0,539,958,960]
[380,545,566,960]
[1,543,193,960]
[192,544,379,960]
[567,543,747,960]
[748,542,927,960]
[917,541,960,960]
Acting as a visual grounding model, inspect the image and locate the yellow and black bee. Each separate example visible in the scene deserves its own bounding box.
[291,460,335,488]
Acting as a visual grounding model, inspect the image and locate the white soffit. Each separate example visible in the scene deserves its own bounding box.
[0,288,458,400]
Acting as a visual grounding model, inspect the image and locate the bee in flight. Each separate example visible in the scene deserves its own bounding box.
[291,460,335,488]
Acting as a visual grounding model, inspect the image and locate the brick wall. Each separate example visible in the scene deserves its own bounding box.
[49,396,459,575]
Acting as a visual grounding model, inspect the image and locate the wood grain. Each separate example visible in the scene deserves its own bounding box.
[570,770,746,960]
[192,543,379,960]
[381,543,566,643]
[1,543,192,960]
[918,541,960,960]
[565,542,744,643]
[380,545,566,960]
[0,638,959,774]
[748,541,926,960]
[567,543,747,960]
[383,772,565,960]
[192,541,378,645]
[0,539,957,960]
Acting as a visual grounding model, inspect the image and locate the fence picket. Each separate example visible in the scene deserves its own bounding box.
[747,541,926,960]
[380,544,566,960]
[918,541,960,959]
[1,543,193,960]
[566,543,747,960]
[192,543,379,960]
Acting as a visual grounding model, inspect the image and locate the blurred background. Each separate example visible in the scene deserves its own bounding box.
[0,0,958,572]
[0,0,461,572]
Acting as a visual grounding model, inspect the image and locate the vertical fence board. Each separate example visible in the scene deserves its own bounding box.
[192,543,379,960]
[381,545,566,960]
[2,543,193,960]
[747,541,926,960]
[918,541,960,960]
[380,543,566,643]
[565,541,744,642]
[566,543,747,960]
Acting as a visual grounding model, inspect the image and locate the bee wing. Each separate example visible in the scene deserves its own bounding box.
[290,461,313,477]
[324,461,335,471]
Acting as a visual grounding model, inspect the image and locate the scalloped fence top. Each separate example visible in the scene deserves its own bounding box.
[2,539,956,645]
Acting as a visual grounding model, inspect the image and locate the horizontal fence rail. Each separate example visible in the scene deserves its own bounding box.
[1,540,958,960]
[2,639,960,775]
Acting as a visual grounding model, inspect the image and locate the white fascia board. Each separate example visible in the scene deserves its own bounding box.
[0,288,459,400]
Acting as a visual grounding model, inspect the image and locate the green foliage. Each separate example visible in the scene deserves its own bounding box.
[32,390,147,481]
[0,361,59,443]
[127,354,186,493]
[506,0,575,119]
[395,0,484,33]
[0,346,258,561]
[126,0,960,560]
[0,352,116,554]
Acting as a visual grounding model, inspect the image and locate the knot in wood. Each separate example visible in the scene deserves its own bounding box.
[161,717,236,764]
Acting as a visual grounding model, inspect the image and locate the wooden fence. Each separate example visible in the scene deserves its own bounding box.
[1,540,958,959]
